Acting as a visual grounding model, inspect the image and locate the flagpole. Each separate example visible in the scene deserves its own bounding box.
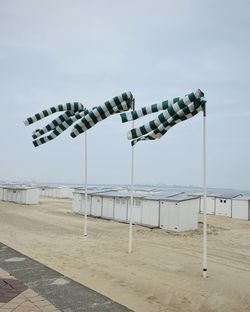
[128,99,135,254]
[203,103,207,277]
[84,131,88,240]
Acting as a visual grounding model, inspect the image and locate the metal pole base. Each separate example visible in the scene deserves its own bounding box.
[203,268,208,278]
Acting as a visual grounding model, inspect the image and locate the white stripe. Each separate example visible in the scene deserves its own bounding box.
[183,95,192,105]
[50,133,57,139]
[177,110,185,117]
[56,126,64,134]
[172,102,181,113]
[157,103,164,110]
[109,99,116,108]
[185,113,193,119]
[168,99,174,106]
[136,110,144,118]
[162,110,171,120]
[91,109,103,121]
[168,116,174,123]
[118,95,123,102]
[187,102,195,111]
[126,91,132,99]
[77,121,88,131]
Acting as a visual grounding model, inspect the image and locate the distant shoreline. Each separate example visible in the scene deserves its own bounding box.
[1,181,250,196]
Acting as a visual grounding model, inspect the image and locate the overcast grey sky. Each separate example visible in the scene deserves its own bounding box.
[0,0,249,190]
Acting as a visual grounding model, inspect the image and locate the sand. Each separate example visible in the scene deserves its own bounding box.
[0,198,249,312]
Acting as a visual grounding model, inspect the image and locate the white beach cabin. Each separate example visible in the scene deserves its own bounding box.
[232,196,250,220]
[41,186,73,199]
[215,193,241,217]
[0,186,39,204]
[159,194,200,232]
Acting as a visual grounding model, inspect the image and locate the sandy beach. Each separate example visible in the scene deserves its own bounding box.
[0,198,249,312]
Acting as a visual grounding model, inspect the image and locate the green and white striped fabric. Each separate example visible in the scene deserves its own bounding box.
[24,103,85,147]
[70,91,134,138]
[24,92,134,147]
[120,89,206,146]
[24,103,85,126]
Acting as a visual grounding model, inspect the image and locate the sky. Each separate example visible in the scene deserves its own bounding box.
[0,0,249,190]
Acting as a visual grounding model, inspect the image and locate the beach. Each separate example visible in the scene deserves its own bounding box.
[0,198,249,312]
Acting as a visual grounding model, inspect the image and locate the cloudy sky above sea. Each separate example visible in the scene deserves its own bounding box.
[0,0,249,190]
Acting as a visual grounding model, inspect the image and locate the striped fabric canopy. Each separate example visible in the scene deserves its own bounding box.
[24,92,134,147]
[71,92,134,138]
[120,89,206,146]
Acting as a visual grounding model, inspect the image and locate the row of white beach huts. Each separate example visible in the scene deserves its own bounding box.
[72,188,200,232]
[0,184,74,204]
[0,184,249,232]
[72,188,250,229]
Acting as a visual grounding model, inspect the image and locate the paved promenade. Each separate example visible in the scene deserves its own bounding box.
[0,243,132,312]
[0,267,61,312]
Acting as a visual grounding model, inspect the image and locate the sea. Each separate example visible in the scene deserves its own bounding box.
[4,181,249,197]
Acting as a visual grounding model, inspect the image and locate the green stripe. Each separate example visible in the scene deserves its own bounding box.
[120,113,128,123]
[43,110,49,117]
[173,112,186,121]
[52,119,59,127]
[74,124,83,134]
[27,117,33,124]
[162,100,169,110]
[52,130,59,136]
[131,111,139,119]
[121,93,128,101]
[187,92,196,102]
[193,99,203,109]
[35,113,41,121]
[176,99,186,110]
[149,120,157,130]
[60,123,67,131]
[83,109,89,116]
[167,105,176,116]
[105,101,114,114]
[88,111,98,124]
[131,129,137,139]
[140,125,148,135]
[142,107,147,115]
[51,107,56,113]
[199,90,204,97]
[151,104,158,113]
[113,96,123,110]
[182,106,191,115]
[96,106,107,120]
[158,113,166,124]
[82,119,91,129]
[59,115,66,122]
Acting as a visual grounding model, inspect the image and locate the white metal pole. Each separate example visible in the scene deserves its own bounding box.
[84,131,88,240]
[203,104,207,278]
[128,100,135,254]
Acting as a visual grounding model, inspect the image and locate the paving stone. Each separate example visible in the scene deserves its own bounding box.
[0,242,133,312]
